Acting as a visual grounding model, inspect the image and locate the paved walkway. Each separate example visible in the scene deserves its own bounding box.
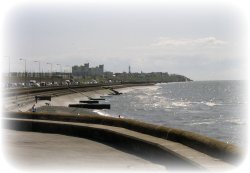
[2,129,166,172]
[3,118,235,171]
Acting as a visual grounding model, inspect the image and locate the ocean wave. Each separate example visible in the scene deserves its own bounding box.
[225,119,246,125]
[170,101,220,108]
[93,110,112,117]
[172,101,191,107]
[133,95,221,110]
[201,101,218,107]
[204,102,216,107]
[135,95,149,100]
[189,121,214,125]
[93,110,127,119]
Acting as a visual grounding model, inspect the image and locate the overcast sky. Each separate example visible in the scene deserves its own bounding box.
[2,2,247,80]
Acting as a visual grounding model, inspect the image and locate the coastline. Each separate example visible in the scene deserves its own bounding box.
[2,82,244,169]
[4,81,245,148]
[7,83,155,113]
[34,85,158,117]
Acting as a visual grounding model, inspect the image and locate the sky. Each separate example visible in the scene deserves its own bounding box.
[1,1,248,81]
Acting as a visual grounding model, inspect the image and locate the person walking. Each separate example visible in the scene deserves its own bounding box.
[32,104,36,112]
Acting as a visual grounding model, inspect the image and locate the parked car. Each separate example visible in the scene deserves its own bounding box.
[52,81,59,86]
[40,82,46,87]
[17,83,25,87]
[29,80,37,87]
[46,82,53,86]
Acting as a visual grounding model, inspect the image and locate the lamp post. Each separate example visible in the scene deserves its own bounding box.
[66,65,71,80]
[46,62,52,75]
[57,64,62,85]
[56,64,61,74]
[57,64,62,73]
[8,56,10,86]
[19,58,27,86]
[4,56,10,87]
[47,62,52,82]
[34,60,41,83]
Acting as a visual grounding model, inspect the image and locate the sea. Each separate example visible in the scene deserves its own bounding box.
[94,80,248,147]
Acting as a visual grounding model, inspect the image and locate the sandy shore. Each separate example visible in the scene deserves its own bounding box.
[17,86,154,114]
[15,88,115,112]
[4,84,156,114]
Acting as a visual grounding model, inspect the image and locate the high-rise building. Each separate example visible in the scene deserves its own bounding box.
[72,63,104,77]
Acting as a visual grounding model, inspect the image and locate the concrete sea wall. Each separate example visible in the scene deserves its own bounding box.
[3,118,204,170]
[4,111,243,165]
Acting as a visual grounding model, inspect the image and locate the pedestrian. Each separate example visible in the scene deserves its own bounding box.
[18,104,22,112]
[32,104,36,112]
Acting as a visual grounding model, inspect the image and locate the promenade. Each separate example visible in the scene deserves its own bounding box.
[3,130,165,171]
[2,85,241,171]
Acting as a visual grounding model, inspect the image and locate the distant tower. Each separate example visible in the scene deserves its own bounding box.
[129,65,131,74]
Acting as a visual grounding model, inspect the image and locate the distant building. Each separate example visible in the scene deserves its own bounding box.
[72,63,104,77]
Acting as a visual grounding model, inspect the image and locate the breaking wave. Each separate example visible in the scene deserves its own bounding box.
[90,81,246,147]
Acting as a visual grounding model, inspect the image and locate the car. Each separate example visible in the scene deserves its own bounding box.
[40,82,46,87]
[17,83,25,87]
[46,82,52,86]
[52,81,59,86]
[29,80,37,87]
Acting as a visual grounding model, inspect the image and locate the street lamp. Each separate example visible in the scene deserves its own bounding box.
[66,65,71,80]
[19,58,27,86]
[4,56,10,87]
[57,63,62,85]
[57,64,62,73]
[46,62,52,74]
[34,60,41,83]
[47,62,53,83]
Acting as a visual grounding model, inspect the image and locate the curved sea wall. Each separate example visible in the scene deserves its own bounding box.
[4,83,154,96]
[4,111,243,165]
[3,118,205,170]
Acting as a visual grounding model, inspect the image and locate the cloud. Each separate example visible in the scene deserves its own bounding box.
[145,36,232,63]
[151,37,227,47]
